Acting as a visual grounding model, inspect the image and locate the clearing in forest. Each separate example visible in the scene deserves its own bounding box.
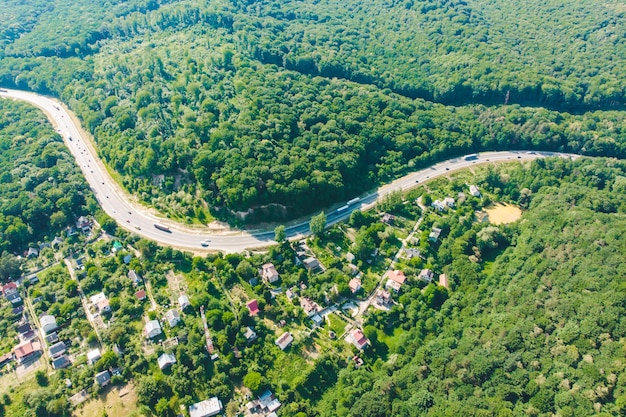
[74,382,140,417]
[484,203,522,224]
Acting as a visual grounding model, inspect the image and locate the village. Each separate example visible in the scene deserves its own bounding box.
[0,178,497,417]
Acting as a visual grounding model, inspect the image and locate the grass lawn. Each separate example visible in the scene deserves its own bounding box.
[327,313,348,335]
[74,382,143,417]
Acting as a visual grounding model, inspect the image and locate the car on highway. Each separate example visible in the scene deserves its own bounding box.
[200,240,210,247]
[135,225,141,230]
[126,219,131,223]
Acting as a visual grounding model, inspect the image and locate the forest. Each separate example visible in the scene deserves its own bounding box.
[0,0,625,223]
[0,99,96,254]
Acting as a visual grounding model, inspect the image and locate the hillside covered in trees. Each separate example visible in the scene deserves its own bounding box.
[0,0,625,223]
[0,99,96,254]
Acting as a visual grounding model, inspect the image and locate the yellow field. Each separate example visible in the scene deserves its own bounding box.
[74,382,142,417]
[484,203,522,224]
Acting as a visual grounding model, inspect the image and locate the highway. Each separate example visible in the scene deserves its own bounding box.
[0,88,580,252]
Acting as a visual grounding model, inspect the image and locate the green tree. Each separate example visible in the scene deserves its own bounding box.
[310,212,327,237]
[274,225,286,243]
[243,371,263,393]
[0,252,22,280]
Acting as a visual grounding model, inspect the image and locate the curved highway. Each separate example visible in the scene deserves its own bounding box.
[0,88,580,252]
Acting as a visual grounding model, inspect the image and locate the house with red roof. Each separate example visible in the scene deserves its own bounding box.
[247,299,260,316]
[13,341,42,364]
[135,290,147,301]
[347,329,369,350]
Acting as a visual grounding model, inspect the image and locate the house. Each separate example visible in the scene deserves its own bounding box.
[469,185,481,197]
[76,216,92,231]
[352,356,364,368]
[405,248,421,259]
[347,329,369,350]
[386,270,406,293]
[95,370,111,387]
[431,200,446,211]
[303,257,320,271]
[375,289,392,307]
[0,352,13,368]
[87,348,101,365]
[178,295,190,310]
[189,397,223,417]
[51,236,63,248]
[311,314,323,327]
[419,269,434,283]
[52,355,71,370]
[128,270,142,286]
[349,278,362,294]
[40,315,58,335]
[247,390,281,415]
[247,299,260,316]
[165,309,181,328]
[260,263,280,284]
[48,341,67,358]
[348,264,359,276]
[3,283,21,305]
[123,255,132,265]
[243,327,257,343]
[90,292,110,314]
[385,279,402,293]
[135,290,147,301]
[429,227,442,242]
[2,281,18,296]
[444,197,455,208]
[17,323,33,337]
[5,290,21,305]
[439,273,449,289]
[258,390,282,414]
[158,353,176,370]
[75,257,84,270]
[285,287,296,301]
[27,247,39,258]
[300,297,321,316]
[388,270,406,285]
[275,332,294,350]
[45,332,59,344]
[346,252,356,264]
[12,305,24,316]
[144,320,162,339]
[111,241,123,253]
[381,213,395,225]
[13,341,42,364]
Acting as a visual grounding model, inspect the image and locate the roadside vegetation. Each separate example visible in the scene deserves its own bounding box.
[0,0,625,224]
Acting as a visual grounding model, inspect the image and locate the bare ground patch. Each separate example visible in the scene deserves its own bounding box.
[484,203,522,224]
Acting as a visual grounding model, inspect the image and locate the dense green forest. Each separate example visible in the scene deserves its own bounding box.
[0,0,625,223]
[0,99,96,253]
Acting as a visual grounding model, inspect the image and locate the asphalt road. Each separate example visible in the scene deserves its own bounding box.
[0,88,580,252]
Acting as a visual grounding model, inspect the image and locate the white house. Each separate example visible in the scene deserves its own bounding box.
[260,263,280,284]
[165,309,180,328]
[39,315,57,335]
[144,320,162,339]
[469,185,481,197]
[178,294,191,310]
[87,348,101,365]
[158,353,176,370]
[189,397,223,417]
